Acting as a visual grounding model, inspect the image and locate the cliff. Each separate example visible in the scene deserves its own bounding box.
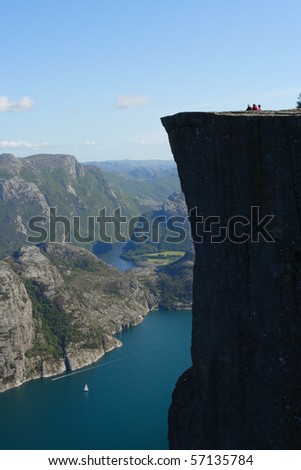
[0,243,156,392]
[161,110,301,449]
[0,262,40,388]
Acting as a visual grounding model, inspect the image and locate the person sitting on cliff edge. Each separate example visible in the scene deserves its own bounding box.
[252,104,259,110]
[246,104,252,111]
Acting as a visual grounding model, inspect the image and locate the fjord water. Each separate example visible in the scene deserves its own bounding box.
[94,242,136,271]
[0,245,192,449]
[0,309,192,450]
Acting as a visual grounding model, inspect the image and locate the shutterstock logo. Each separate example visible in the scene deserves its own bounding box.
[190,206,275,244]
[26,206,276,245]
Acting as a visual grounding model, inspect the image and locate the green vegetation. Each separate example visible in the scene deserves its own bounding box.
[103,171,180,214]
[121,213,192,261]
[81,328,105,349]
[45,252,101,273]
[23,279,73,359]
[121,190,193,263]
[137,251,185,266]
[158,273,192,310]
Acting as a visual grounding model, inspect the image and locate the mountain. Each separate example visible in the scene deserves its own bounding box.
[0,242,157,392]
[84,159,177,178]
[0,154,180,257]
[0,154,122,256]
[0,239,193,392]
[131,251,194,311]
[120,190,194,312]
[84,159,181,214]
[121,190,193,262]
[0,153,192,393]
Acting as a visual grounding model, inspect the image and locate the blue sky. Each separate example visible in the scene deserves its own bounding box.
[0,0,300,161]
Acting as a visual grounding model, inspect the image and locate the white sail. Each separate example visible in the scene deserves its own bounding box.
[84,384,89,392]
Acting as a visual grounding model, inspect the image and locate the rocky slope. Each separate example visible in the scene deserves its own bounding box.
[162,110,301,449]
[0,262,37,389]
[0,243,157,392]
[130,250,194,311]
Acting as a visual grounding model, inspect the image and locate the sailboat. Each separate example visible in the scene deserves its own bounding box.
[84,384,89,392]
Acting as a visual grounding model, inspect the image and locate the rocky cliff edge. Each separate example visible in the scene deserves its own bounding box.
[162,110,301,449]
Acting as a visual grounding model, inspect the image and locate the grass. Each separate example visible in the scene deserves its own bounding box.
[139,251,185,265]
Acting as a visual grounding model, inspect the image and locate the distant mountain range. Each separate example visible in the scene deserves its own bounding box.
[84,159,177,179]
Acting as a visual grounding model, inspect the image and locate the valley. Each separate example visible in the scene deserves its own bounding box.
[0,154,193,393]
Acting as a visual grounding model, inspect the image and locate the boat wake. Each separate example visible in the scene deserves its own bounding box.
[51,352,141,381]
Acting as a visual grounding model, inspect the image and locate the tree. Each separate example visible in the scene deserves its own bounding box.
[297,93,301,109]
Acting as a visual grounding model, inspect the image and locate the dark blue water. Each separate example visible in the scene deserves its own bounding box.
[94,243,135,271]
[0,309,192,450]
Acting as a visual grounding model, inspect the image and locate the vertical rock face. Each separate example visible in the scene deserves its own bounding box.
[161,111,301,449]
[0,262,35,390]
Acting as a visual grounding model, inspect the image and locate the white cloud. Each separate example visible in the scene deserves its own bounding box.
[0,96,35,112]
[116,95,149,109]
[0,141,54,149]
[0,140,103,150]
